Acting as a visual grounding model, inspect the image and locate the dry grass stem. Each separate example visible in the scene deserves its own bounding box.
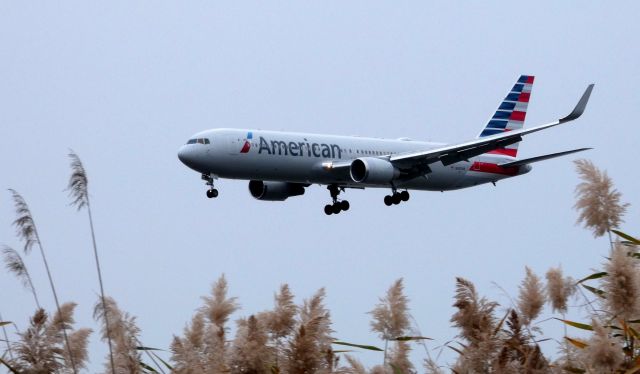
[67,150,116,373]
[9,189,77,373]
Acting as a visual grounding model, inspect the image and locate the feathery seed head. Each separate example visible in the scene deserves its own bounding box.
[94,296,142,373]
[266,284,298,340]
[345,355,367,374]
[51,302,77,332]
[201,274,239,328]
[229,315,270,374]
[574,159,629,237]
[451,277,497,344]
[67,151,89,210]
[2,245,31,289]
[582,320,623,372]
[369,278,410,341]
[545,267,575,314]
[9,189,39,254]
[300,288,333,347]
[602,243,640,319]
[517,267,545,325]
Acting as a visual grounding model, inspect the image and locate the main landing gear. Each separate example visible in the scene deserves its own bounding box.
[384,189,409,206]
[324,184,350,215]
[202,173,219,199]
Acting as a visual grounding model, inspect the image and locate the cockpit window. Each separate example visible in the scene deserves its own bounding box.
[186,138,210,145]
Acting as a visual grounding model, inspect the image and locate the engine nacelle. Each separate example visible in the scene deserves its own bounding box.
[349,157,400,184]
[248,180,306,201]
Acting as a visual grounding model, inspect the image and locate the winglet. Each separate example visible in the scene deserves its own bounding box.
[559,84,595,123]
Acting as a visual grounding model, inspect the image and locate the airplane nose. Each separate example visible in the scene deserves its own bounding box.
[178,145,208,172]
[177,146,188,164]
[178,145,197,169]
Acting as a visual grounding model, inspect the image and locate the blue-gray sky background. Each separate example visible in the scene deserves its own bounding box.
[1,1,638,371]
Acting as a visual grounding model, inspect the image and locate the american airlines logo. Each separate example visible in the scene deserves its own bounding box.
[240,132,253,153]
[247,135,342,159]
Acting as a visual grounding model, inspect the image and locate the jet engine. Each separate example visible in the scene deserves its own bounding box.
[248,180,306,201]
[349,157,400,184]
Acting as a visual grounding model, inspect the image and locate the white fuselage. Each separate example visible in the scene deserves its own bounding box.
[177,128,531,191]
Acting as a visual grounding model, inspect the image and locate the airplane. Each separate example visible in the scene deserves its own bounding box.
[178,75,594,215]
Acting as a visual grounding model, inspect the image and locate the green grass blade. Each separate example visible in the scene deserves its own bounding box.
[151,352,173,371]
[612,230,640,245]
[136,346,164,351]
[139,361,159,373]
[555,318,593,331]
[332,341,383,351]
[582,284,606,298]
[564,336,588,349]
[392,336,433,341]
[577,272,608,284]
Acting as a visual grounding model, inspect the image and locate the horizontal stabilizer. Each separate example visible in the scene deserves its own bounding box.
[498,148,592,168]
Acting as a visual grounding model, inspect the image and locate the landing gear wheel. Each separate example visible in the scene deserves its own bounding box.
[384,195,393,206]
[392,193,402,205]
[325,184,350,215]
[400,191,410,202]
[340,200,350,211]
[206,188,219,198]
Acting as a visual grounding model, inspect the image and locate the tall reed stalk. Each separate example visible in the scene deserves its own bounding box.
[8,189,77,373]
[66,151,115,373]
[0,312,13,361]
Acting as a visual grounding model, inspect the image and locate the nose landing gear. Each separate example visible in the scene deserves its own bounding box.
[384,189,409,206]
[202,173,219,199]
[324,184,350,215]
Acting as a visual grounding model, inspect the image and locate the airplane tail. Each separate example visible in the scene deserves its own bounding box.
[477,75,535,157]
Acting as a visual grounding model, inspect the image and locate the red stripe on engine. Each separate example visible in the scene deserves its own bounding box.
[510,111,526,121]
[518,92,530,102]
[469,162,519,176]
[487,148,518,157]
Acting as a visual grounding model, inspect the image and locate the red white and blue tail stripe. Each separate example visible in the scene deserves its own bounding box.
[478,75,534,157]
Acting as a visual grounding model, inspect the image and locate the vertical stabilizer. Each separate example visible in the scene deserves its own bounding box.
[477,75,534,157]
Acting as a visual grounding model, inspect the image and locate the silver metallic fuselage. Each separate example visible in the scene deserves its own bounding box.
[178,128,531,191]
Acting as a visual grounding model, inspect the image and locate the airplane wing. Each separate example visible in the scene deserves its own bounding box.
[389,84,594,168]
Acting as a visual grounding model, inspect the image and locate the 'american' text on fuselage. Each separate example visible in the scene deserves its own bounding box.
[258,136,342,159]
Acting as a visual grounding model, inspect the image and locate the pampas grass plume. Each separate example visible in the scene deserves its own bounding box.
[517,267,545,325]
[574,159,629,237]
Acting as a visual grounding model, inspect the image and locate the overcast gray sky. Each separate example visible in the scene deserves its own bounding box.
[1,1,639,371]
